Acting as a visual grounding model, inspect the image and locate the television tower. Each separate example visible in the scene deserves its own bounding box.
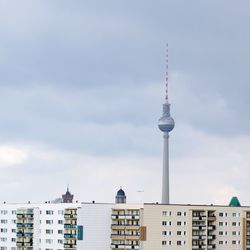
[158,44,175,204]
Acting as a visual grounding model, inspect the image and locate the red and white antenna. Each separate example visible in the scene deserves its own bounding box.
[165,43,169,103]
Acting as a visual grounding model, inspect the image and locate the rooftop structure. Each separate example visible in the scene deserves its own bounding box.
[62,186,74,203]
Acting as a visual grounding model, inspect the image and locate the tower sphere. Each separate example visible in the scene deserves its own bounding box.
[158,116,175,132]
[158,103,175,133]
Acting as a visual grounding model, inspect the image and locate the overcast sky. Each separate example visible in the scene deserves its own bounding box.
[0,0,250,205]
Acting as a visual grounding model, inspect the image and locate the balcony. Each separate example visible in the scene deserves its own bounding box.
[111,233,140,240]
[24,242,33,247]
[208,216,216,221]
[112,214,126,220]
[126,215,140,220]
[64,224,77,229]
[24,232,33,237]
[16,232,24,237]
[23,223,33,228]
[64,233,77,239]
[192,245,206,249]
[207,235,216,240]
[111,243,125,249]
[111,225,126,230]
[192,235,206,240]
[192,225,206,230]
[207,244,216,249]
[193,216,206,221]
[125,235,140,240]
[124,245,139,249]
[111,234,126,240]
[64,214,77,219]
[207,225,216,230]
[64,243,77,249]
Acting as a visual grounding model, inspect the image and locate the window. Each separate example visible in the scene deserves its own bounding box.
[58,220,63,224]
[162,211,171,216]
[45,229,53,234]
[219,222,227,226]
[46,220,53,225]
[162,231,171,236]
[45,239,53,244]
[46,210,54,215]
[58,230,63,234]
[58,210,64,215]
[177,231,181,235]
[162,241,171,245]
[177,221,181,226]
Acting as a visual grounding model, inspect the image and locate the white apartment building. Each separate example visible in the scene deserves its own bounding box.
[0,202,113,250]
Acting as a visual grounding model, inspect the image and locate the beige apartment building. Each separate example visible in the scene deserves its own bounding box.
[111,197,250,250]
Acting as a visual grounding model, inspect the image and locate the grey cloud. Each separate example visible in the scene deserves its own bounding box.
[0,0,249,203]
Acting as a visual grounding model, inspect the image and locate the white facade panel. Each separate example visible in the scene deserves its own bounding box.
[77,203,113,250]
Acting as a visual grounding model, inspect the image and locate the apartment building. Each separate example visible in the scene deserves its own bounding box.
[111,204,143,250]
[0,202,113,250]
[1,191,250,250]
[140,198,250,250]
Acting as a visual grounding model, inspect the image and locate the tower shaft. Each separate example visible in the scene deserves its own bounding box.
[162,132,170,204]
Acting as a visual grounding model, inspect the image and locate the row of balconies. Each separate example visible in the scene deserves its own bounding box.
[111,225,140,230]
[16,241,33,247]
[64,224,77,229]
[111,243,139,249]
[111,234,140,240]
[16,232,33,237]
[64,243,77,249]
[17,223,34,229]
[112,214,140,220]
[64,214,77,219]
[64,233,77,239]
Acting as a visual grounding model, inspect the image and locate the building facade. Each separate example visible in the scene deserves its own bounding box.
[1,198,250,249]
[140,202,250,250]
[0,202,112,250]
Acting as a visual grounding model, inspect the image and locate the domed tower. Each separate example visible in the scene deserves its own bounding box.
[62,186,74,203]
[115,188,127,204]
[158,45,175,204]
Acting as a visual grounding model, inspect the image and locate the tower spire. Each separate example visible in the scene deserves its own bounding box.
[158,44,175,204]
[165,43,169,103]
